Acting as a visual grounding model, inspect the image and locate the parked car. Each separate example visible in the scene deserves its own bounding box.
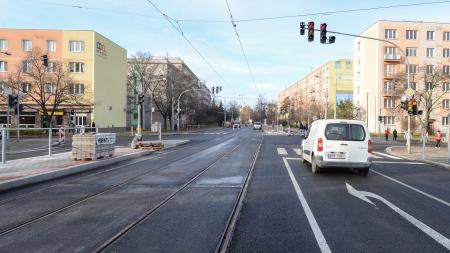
[300,119,372,176]
[253,122,262,130]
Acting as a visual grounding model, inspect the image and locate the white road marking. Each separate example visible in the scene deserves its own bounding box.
[371,154,383,159]
[277,147,288,155]
[371,170,450,208]
[372,151,402,160]
[346,183,450,250]
[293,148,302,156]
[285,157,301,160]
[283,157,332,253]
[373,161,424,165]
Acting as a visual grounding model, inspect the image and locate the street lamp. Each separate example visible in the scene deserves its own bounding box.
[177,88,207,131]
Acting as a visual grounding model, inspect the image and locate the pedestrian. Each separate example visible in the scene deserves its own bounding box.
[384,129,389,142]
[393,129,398,141]
[434,130,442,148]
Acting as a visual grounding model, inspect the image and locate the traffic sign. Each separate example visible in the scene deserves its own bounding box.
[59,127,65,143]
[405,87,415,97]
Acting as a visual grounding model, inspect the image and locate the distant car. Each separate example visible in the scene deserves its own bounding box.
[233,123,240,129]
[253,122,262,130]
[300,119,372,176]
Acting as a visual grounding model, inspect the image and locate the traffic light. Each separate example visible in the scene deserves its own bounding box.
[407,100,413,114]
[320,23,327,44]
[378,116,383,123]
[400,100,407,110]
[216,87,219,94]
[328,36,336,44]
[137,94,144,104]
[7,94,18,109]
[307,21,314,42]
[219,86,222,92]
[42,55,49,67]
[15,104,23,114]
[300,22,305,35]
[411,99,418,115]
[212,86,215,94]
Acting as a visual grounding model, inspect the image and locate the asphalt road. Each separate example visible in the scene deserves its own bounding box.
[0,128,449,252]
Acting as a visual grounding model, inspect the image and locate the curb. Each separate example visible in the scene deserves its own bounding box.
[385,146,450,171]
[0,140,191,192]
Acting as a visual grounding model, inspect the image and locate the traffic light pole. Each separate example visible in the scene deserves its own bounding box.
[323,29,412,154]
[16,95,20,142]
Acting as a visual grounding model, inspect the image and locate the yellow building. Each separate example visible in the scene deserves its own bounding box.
[0,28,127,128]
[278,59,353,124]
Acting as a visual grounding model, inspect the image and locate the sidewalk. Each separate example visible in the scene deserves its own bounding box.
[386,145,450,170]
[0,139,190,192]
[3,137,62,153]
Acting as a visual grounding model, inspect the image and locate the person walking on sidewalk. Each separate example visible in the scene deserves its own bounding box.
[434,130,442,148]
[393,129,398,141]
[384,129,390,142]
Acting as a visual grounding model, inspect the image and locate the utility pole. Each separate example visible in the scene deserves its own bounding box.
[223,98,227,127]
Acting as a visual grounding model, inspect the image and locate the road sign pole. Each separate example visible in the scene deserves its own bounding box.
[2,128,6,164]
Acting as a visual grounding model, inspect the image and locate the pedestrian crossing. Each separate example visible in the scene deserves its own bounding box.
[276,147,403,161]
[180,131,230,135]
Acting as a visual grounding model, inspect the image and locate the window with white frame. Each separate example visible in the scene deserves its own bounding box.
[22,40,32,51]
[427,31,436,40]
[69,41,85,52]
[384,81,395,92]
[408,64,417,74]
[426,48,435,57]
[22,83,32,93]
[406,47,417,57]
[444,31,450,41]
[0,61,7,72]
[384,116,395,125]
[0,39,8,51]
[69,83,85,94]
[45,83,57,94]
[385,29,397,39]
[47,40,56,52]
[385,47,396,54]
[47,62,55,73]
[426,82,434,91]
[69,62,84,73]
[426,65,434,74]
[443,117,449,126]
[444,48,450,58]
[443,82,450,92]
[384,98,395,108]
[443,99,450,109]
[385,64,396,75]
[406,30,418,40]
[404,82,417,90]
[22,61,32,73]
[444,65,450,75]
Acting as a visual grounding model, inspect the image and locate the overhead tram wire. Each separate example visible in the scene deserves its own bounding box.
[143,0,241,95]
[225,0,260,95]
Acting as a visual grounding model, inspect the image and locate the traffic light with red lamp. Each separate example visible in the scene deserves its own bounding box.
[307,21,314,42]
[320,23,327,44]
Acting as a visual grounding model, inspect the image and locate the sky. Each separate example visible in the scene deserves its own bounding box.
[2,0,450,107]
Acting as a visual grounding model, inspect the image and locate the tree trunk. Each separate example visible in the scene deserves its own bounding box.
[162,115,167,130]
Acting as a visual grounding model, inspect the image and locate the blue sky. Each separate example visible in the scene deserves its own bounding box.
[2,0,450,106]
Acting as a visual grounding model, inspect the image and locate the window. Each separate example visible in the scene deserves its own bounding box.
[335,62,341,69]
[69,41,85,52]
[385,64,396,74]
[409,82,417,90]
[69,83,85,94]
[69,62,84,73]
[406,47,417,57]
[444,31,450,41]
[0,39,8,51]
[426,48,435,57]
[324,124,366,141]
[385,47,396,54]
[444,65,450,75]
[443,99,450,109]
[443,117,449,126]
[0,61,7,72]
[47,62,55,73]
[427,31,435,40]
[45,83,57,94]
[22,83,31,93]
[426,65,434,74]
[406,30,418,40]
[345,61,351,69]
[47,40,56,52]
[443,82,450,92]
[385,29,397,39]
[444,49,450,58]
[408,64,417,74]
[425,82,434,91]
[384,81,395,92]
[384,116,395,125]
[22,40,32,51]
[22,61,32,73]
[384,98,395,108]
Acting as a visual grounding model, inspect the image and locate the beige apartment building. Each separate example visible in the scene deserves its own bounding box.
[354,20,450,134]
[278,59,353,125]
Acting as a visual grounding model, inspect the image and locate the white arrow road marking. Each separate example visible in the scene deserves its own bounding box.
[371,170,450,208]
[283,158,331,253]
[346,183,450,250]
[293,148,302,156]
[372,151,402,160]
[277,147,288,155]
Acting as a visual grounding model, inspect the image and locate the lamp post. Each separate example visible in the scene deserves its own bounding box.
[177,88,207,131]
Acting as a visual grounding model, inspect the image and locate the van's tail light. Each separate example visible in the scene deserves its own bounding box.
[368,139,373,153]
[317,138,323,152]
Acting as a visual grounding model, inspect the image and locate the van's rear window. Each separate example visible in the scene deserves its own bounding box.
[325,124,366,141]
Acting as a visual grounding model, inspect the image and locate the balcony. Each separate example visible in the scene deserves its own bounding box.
[384,73,397,79]
[384,54,401,62]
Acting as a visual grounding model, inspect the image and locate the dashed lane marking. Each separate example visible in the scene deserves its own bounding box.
[277,147,288,155]
[293,148,302,156]
[283,157,332,253]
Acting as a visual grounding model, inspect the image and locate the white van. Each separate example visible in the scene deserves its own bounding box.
[300,119,372,176]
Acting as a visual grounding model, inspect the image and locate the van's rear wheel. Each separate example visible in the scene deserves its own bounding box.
[311,156,321,174]
[359,168,369,176]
